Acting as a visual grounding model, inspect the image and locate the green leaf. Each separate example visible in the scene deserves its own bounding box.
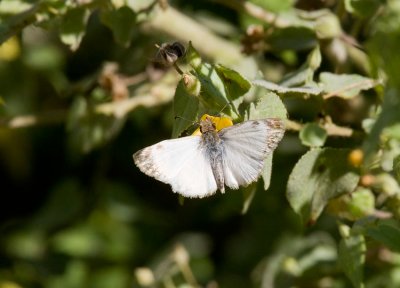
[364,7,400,159]
[249,92,287,190]
[286,148,360,225]
[60,7,89,51]
[172,76,200,138]
[338,232,366,288]
[299,123,327,147]
[186,43,237,117]
[215,64,251,100]
[344,0,384,18]
[319,72,377,99]
[365,222,400,253]
[100,6,136,47]
[327,188,375,221]
[253,79,323,97]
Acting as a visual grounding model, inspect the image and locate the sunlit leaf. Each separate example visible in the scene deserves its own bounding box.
[287,148,360,225]
[344,0,384,18]
[172,76,200,138]
[319,72,378,99]
[299,123,327,147]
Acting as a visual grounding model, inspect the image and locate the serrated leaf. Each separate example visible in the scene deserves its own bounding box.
[249,92,287,190]
[253,79,323,97]
[338,233,366,288]
[365,222,400,253]
[287,148,360,225]
[319,72,377,99]
[172,78,200,138]
[215,64,251,100]
[100,6,136,47]
[299,123,327,147]
[60,7,89,51]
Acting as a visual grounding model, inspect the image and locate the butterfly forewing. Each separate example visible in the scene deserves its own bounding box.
[133,136,218,198]
[218,119,285,189]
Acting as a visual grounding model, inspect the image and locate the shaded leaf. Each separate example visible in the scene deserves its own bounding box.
[365,222,400,253]
[67,97,125,153]
[287,148,360,224]
[338,233,366,288]
[249,92,287,190]
[60,7,89,51]
[319,72,377,99]
[100,6,136,47]
[299,123,327,147]
[172,76,200,138]
[186,42,237,117]
[327,188,375,221]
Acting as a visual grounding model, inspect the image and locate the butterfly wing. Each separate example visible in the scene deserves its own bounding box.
[133,136,218,198]
[219,119,285,189]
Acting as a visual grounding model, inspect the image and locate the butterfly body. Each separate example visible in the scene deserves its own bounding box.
[133,117,285,198]
[200,118,225,193]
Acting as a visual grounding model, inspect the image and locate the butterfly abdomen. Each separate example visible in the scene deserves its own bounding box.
[201,130,225,193]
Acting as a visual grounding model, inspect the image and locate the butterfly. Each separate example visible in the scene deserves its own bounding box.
[133,116,285,198]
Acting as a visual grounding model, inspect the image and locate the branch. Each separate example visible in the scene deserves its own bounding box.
[286,119,355,137]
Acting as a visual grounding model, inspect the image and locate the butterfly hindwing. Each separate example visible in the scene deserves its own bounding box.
[133,136,218,198]
[219,119,285,189]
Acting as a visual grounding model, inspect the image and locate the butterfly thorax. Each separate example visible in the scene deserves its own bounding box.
[200,117,225,193]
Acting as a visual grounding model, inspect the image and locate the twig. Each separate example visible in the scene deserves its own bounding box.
[1,81,175,128]
[0,110,67,129]
[95,83,175,118]
[286,119,354,137]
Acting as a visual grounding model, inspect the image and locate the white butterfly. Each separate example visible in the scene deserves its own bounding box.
[133,116,285,198]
